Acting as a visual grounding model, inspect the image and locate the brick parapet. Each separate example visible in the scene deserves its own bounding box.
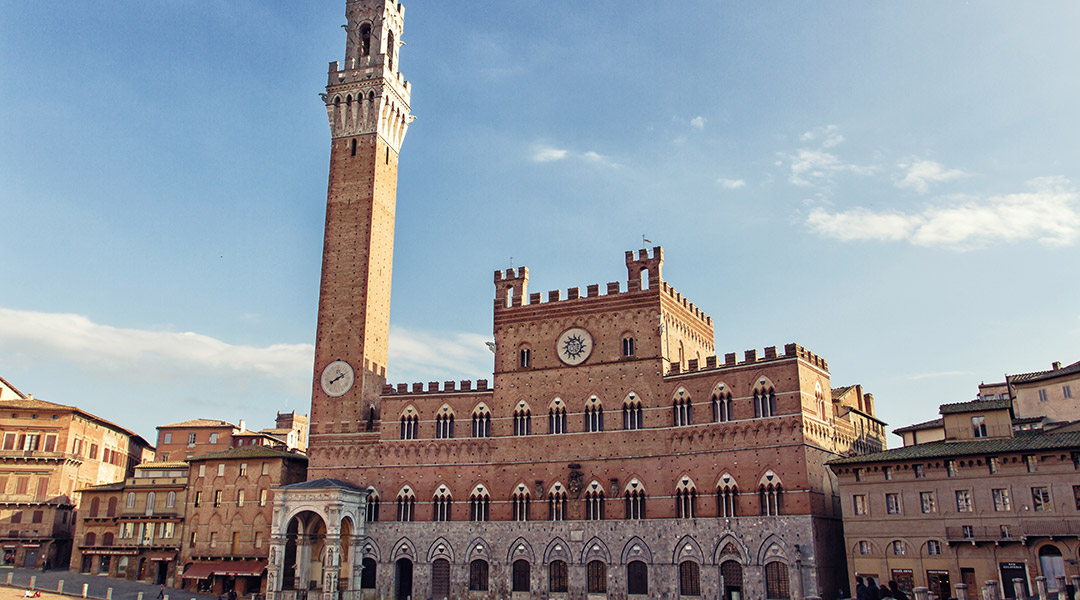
[667,343,829,376]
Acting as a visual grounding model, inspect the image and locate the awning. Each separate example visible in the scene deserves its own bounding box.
[184,561,266,579]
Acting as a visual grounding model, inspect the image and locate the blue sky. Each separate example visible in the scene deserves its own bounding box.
[2,1,1078,442]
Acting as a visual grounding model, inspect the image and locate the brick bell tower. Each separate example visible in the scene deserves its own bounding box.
[309,0,412,462]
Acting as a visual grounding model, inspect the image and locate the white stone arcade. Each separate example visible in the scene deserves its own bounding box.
[267,479,368,600]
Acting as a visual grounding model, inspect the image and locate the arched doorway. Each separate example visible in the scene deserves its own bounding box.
[282,511,327,592]
[394,558,413,600]
[431,558,450,599]
[720,560,742,600]
[338,517,353,592]
[1038,546,1065,590]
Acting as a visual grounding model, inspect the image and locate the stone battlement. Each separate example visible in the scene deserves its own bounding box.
[667,343,828,375]
[493,247,712,327]
[382,379,491,395]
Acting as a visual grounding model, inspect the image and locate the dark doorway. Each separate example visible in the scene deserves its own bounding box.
[721,560,743,600]
[430,558,450,599]
[999,563,1028,599]
[156,562,169,585]
[394,558,413,600]
[23,550,38,568]
[927,570,950,600]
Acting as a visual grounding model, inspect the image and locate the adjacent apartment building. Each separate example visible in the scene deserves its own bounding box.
[73,461,188,585]
[830,398,1080,600]
[0,384,153,569]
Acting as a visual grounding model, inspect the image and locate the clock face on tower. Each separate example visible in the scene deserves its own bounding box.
[320,360,355,397]
[556,327,593,366]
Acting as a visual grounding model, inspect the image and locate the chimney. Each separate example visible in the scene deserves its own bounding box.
[1052,361,1061,371]
[238,419,246,432]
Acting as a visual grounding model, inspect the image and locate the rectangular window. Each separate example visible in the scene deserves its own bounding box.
[198,464,206,478]
[259,489,267,507]
[623,337,635,356]
[988,457,999,474]
[962,525,974,539]
[2,433,15,450]
[992,488,1011,511]
[920,492,935,514]
[1038,389,1048,402]
[190,532,197,548]
[886,493,901,514]
[23,434,40,451]
[240,463,247,476]
[945,460,957,477]
[163,432,172,444]
[31,510,43,523]
[15,477,29,495]
[255,532,263,548]
[883,466,893,481]
[11,511,20,523]
[853,495,867,515]
[193,491,202,507]
[89,444,98,459]
[1000,524,1012,539]
[927,540,942,555]
[262,462,270,476]
[237,490,245,507]
[914,464,925,479]
[187,433,196,445]
[1073,485,1080,510]
[854,469,862,482]
[519,348,530,368]
[1064,385,1072,399]
[217,463,225,477]
[971,416,987,438]
[955,490,973,512]
[209,432,219,444]
[43,434,56,452]
[164,522,175,538]
[1025,454,1036,472]
[209,532,216,548]
[858,541,870,555]
[1031,486,1051,511]
[213,490,222,507]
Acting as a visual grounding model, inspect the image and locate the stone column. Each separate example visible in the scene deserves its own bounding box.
[1055,576,1066,598]
[1071,576,1080,600]
[321,537,341,600]
[954,582,968,600]
[267,542,286,600]
[983,579,1001,600]
[1013,579,1026,600]
[1035,576,1048,600]
[914,587,931,600]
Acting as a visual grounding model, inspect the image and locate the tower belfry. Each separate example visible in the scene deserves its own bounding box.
[309,0,412,459]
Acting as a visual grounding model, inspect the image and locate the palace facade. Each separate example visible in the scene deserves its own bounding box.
[265,2,887,600]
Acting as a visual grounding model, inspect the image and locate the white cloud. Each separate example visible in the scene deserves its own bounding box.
[788,149,874,186]
[531,144,620,168]
[531,147,569,162]
[0,308,497,389]
[784,125,872,186]
[690,116,706,131]
[799,124,845,148]
[717,178,746,190]
[387,326,493,384]
[895,159,968,194]
[0,307,313,376]
[807,177,1080,250]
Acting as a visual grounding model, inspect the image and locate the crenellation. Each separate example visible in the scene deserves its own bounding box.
[529,292,541,304]
[607,281,620,294]
[725,352,737,366]
[567,287,580,300]
[745,349,758,363]
[460,380,472,391]
[412,382,423,393]
[705,355,717,369]
[476,379,488,390]
[427,381,438,393]
[548,289,560,302]
[586,284,599,297]
[382,384,394,394]
[687,358,699,371]
[444,380,456,392]
[397,383,408,393]
[764,346,777,359]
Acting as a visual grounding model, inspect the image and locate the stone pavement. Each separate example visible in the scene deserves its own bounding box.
[0,568,220,600]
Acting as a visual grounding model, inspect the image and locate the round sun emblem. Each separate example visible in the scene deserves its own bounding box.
[556,328,593,365]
